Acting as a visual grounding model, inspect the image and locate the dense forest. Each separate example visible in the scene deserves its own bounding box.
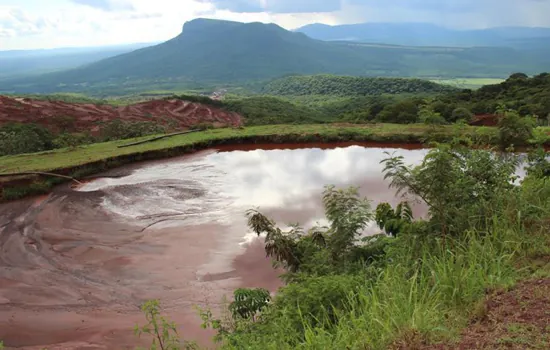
[294,72,550,124]
[241,73,550,125]
[261,75,457,96]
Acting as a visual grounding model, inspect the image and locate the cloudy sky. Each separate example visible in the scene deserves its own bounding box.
[1,0,550,50]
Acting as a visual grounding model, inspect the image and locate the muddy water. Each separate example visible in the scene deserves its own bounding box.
[0,143,427,349]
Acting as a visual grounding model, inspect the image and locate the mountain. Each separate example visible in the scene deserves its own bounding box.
[0,43,155,79]
[2,19,549,95]
[296,23,550,48]
[261,75,457,96]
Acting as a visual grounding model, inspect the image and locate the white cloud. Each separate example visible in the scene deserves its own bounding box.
[0,7,58,38]
[69,0,135,11]
[1,0,550,50]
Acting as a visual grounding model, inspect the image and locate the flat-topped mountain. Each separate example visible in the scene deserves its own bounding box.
[3,19,549,94]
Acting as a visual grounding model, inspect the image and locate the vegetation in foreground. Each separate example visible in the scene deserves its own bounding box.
[134,138,550,349]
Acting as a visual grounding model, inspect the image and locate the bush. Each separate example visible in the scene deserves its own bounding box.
[0,123,54,156]
[497,110,536,149]
[99,120,166,141]
[451,107,473,123]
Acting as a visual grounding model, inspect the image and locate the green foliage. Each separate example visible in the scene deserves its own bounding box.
[322,185,373,259]
[53,132,94,149]
[418,105,447,126]
[262,75,456,96]
[135,300,197,350]
[100,120,166,141]
[497,110,536,149]
[225,96,325,125]
[375,201,413,236]
[229,288,271,321]
[188,123,214,131]
[377,99,421,124]
[203,144,548,350]
[268,274,364,334]
[451,107,474,123]
[525,147,550,178]
[381,144,519,236]
[0,123,54,156]
[246,185,373,274]
[324,73,550,125]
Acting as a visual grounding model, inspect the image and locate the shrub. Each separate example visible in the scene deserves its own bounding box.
[99,120,166,141]
[0,123,54,156]
[497,110,536,149]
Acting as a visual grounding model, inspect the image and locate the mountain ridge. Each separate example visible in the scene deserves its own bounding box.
[295,22,550,48]
[2,19,549,94]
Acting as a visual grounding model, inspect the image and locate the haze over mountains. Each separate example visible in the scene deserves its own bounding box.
[2,19,549,95]
[296,23,550,48]
[0,43,155,80]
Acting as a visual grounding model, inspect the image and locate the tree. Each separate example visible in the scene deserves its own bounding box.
[381,145,519,236]
[497,110,536,149]
[0,124,54,156]
[451,107,473,123]
[375,201,413,236]
[322,185,373,259]
[246,186,373,272]
[229,288,271,321]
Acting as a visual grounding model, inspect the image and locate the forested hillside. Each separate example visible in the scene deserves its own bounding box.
[306,72,550,124]
[430,72,550,119]
[261,75,456,96]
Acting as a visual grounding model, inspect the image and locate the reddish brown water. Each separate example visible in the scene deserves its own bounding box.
[0,143,428,349]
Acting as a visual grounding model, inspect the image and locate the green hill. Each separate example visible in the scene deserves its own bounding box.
[3,19,549,94]
[261,75,457,96]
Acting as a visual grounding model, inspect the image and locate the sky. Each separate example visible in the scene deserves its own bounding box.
[1,0,550,50]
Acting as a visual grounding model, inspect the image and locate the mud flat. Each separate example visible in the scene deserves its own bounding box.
[0,144,428,349]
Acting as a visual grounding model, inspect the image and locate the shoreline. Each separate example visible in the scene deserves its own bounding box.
[0,123,548,202]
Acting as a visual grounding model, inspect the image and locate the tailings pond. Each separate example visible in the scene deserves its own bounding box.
[0,143,429,349]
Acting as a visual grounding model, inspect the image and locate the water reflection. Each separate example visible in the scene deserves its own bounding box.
[79,145,430,275]
[80,145,428,237]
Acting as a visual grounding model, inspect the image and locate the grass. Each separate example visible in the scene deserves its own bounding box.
[223,222,548,349]
[220,187,550,349]
[0,124,470,174]
[431,78,505,89]
[0,124,548,202]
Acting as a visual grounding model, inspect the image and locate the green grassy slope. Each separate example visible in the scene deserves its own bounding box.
[1,123,548,201]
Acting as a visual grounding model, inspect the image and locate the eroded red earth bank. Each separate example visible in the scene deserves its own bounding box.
[0,96,243,132]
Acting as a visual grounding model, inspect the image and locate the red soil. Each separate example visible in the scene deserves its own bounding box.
[0,96,243,133]
[421,278,550,349]
[470,114,501,127]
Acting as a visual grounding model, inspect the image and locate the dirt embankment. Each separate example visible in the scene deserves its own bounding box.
[422,278,550,349]
[0,96,243,132]
[470,114,501,127]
